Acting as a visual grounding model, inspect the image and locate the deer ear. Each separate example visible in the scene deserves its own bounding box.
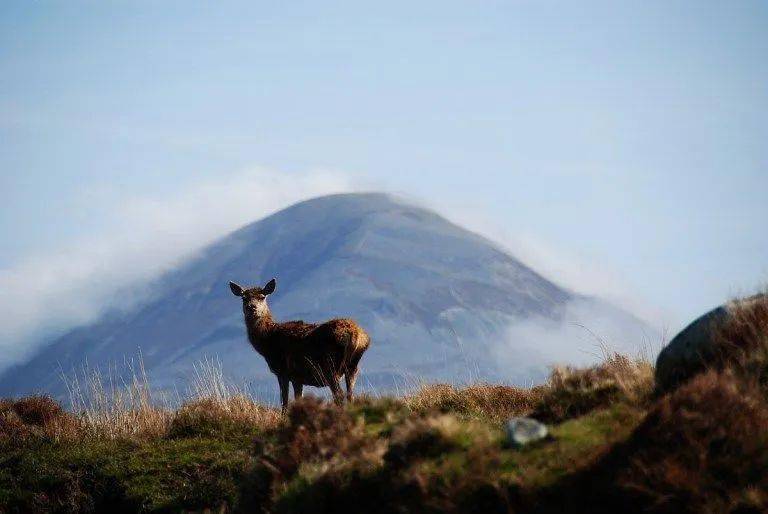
[229,281,244,296]
[263,278,276,295]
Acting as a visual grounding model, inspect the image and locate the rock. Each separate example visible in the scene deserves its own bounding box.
[506,417,548,447]
[655,305,729,393]
[655,294,768,393]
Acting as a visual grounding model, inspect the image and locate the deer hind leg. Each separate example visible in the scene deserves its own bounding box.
[344,367,360,402]
[328,376,344,405]
[292,381,303,400]
[344,352,363,401]
[278,376,290,413]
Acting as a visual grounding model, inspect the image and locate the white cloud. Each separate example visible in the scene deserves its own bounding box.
[491,297,665,385]
[410,197,675,331]
[0,171,672,377]
[0,167,355,371]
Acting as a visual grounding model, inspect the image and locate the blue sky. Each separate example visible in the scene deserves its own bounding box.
[1,1,767,354]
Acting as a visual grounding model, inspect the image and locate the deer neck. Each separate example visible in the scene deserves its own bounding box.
[243,304,276,345]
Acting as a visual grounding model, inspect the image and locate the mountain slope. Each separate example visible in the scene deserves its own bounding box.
[0,193,652,401]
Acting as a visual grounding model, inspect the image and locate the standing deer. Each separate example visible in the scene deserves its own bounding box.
[229,278,370,410]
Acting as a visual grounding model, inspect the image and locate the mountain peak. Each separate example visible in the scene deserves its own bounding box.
[0,192,651,400]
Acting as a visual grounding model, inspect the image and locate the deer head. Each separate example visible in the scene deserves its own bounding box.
[229,278,276,318]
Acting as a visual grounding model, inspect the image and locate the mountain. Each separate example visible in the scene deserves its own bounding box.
[0,193,653,402]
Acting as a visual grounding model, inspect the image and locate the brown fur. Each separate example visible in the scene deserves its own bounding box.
[230,279,370,410]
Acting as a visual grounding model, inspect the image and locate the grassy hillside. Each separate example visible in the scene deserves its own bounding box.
[3,347,765,514]
[3,291,768,514]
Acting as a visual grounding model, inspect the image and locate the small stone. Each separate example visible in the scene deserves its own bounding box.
[506,417,548,447]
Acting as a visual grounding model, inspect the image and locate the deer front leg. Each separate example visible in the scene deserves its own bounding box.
[292,381,303,400]
[278,375,290,412]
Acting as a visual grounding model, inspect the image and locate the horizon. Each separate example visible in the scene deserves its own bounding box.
[0,190,657,397]
[1,2,767,371]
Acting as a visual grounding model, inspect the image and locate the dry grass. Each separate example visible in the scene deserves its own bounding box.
[580,369,768,514]
[169,395,280,438]
[405,383,541,422]
[2,336,657,447]
[402,353,653,426]
[3,350,655,446]
[0,395,79,444]
[168,358,281,438]
[6,344,768,514]
[64,357,173,439]
[713,293,768,383]
[533,352,654,423]
[404,353,654,423]
[58,356,281,440]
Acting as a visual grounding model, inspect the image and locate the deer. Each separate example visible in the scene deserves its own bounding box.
[229,278,370,410]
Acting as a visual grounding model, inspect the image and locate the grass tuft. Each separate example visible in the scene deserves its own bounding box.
[1,342,765,513]
[713,293,768,384]
[0,395,79,445]
[544,369,768,514]
[405,383,541,422]
[612,369,768,513]
[533,352,654,423]
[273,397,380,477]
[169,395,280,439]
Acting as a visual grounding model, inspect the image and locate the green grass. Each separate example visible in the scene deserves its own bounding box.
[0,394,646,514]
[3,346,765,513]
[270,400,649,514]
[0,437,254,513]
[499,404,645,488]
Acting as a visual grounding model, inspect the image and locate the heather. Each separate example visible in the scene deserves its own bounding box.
[2,321,767,514]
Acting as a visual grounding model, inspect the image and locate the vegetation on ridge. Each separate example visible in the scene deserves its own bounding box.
[1,297,767,514]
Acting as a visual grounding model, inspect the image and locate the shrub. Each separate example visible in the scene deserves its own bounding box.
[271,397,377,477]
[533,353,654,423]
[6,396,64,426]
[274,411,506,514]
[248,397,384,513]
[551,370,768,514]
[268,398,508,514]
[617,370,768,513]
[0,396,79,444]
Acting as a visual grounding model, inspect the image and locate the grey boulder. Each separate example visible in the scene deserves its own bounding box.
[655,294,767,393]
[506,417,548,447]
